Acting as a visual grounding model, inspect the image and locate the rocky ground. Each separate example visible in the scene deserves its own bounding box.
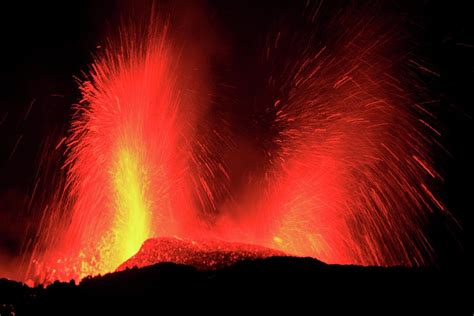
[1,254,470,315]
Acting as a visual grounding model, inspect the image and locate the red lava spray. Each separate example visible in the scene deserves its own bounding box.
[22,2,445,284]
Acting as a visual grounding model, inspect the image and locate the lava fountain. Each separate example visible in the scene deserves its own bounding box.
[22,2,446,285]
[210,2,445,267]
[25,13,209,283]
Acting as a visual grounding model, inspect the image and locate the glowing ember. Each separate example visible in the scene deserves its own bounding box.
[22,2,446,285]
[117,237,286,272]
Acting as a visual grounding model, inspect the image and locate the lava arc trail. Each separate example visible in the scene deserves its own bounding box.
[22,2,447,285]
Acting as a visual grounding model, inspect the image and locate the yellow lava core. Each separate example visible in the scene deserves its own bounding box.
[106,146,152,271]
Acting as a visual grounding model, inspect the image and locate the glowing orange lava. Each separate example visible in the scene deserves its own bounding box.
[23,3,445,285]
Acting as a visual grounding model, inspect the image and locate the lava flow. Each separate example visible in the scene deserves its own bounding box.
[117,237,286,272]
[22,2,446,285]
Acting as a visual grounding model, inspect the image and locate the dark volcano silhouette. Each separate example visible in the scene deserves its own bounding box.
[0,238,469,314]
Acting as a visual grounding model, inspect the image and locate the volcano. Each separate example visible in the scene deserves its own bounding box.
[117,237,287,272]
